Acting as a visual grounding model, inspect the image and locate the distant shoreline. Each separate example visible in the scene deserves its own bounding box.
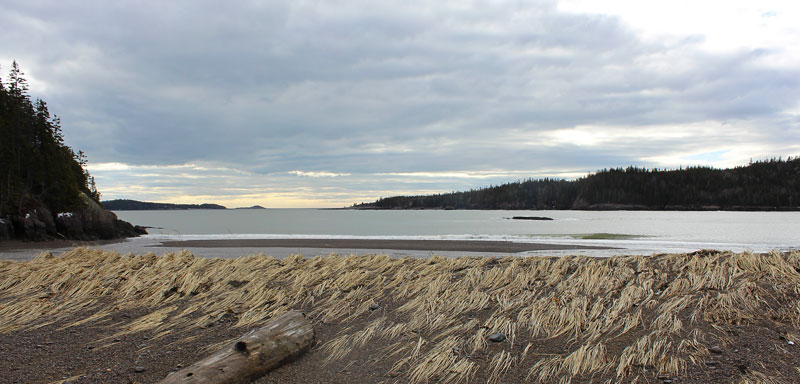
[102,199,267,210]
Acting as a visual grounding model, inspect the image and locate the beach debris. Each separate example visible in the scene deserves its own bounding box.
[159,310,314,384]
[369,303,380,311]
[134,366,146,373]
[488,333,506,342]
[705,360,719,367]
[709,345,723,354]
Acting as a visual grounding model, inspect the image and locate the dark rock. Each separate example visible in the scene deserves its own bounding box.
[737,363,748,373]
[4,192,144,241]
[488,333,506,342]
[709,345,723,354]
[705,360,719,367]
[0,217,11,241]
[369,303,380,311]
[511,216,554,221]
[134,366,146,373]
[16,206,56,240]
[52,193,143,240]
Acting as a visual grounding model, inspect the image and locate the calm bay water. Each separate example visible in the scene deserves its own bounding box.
[112,209,800,257]
[4,209,797,260]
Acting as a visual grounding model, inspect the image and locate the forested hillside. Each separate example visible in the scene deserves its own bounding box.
[359,158,800,210]
[0,62,142,240]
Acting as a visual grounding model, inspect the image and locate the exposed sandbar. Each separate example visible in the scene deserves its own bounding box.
[158,238,613,253]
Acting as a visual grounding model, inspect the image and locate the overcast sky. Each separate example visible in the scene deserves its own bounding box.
[2,0,799,207]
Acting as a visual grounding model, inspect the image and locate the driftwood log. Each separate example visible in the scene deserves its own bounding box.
[159,310,314,384]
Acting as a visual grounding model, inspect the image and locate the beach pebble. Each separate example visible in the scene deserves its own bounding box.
[709,345,723,354]
[488,333,506,342]
[134,366,146,373]
[369,303,380,311]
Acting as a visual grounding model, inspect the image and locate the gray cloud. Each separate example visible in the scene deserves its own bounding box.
[2,0,799,206]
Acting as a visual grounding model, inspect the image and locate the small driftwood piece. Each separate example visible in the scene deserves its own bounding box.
[159,310,314,384]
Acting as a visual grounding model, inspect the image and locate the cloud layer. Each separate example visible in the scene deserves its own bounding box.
[3,0,799,206]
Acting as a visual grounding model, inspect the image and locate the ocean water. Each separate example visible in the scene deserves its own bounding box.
[110,209,800,257]
[3,209,797,260]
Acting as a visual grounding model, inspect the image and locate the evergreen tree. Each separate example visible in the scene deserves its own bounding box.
[0,62,101,219]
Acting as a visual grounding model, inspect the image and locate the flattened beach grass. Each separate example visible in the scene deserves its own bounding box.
[2,248,800,383]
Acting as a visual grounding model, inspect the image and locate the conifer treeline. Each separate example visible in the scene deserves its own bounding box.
[361,158,800,210]
[0,61,100,217]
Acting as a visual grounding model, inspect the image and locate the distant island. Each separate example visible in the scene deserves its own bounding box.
[102,199,227,211]
[355,158,800,211]
[102,200,269,211]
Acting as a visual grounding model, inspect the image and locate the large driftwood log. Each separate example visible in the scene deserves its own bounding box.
[159,310,314,384]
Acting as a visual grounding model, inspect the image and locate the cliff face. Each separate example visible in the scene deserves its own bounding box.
[1,193,145,242]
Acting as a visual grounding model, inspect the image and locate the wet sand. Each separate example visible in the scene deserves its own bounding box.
[0,239,124,252]
[1,237,618,262]
[158,238,614,253]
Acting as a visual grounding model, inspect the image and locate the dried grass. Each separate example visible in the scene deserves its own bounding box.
[1,248,799,383]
